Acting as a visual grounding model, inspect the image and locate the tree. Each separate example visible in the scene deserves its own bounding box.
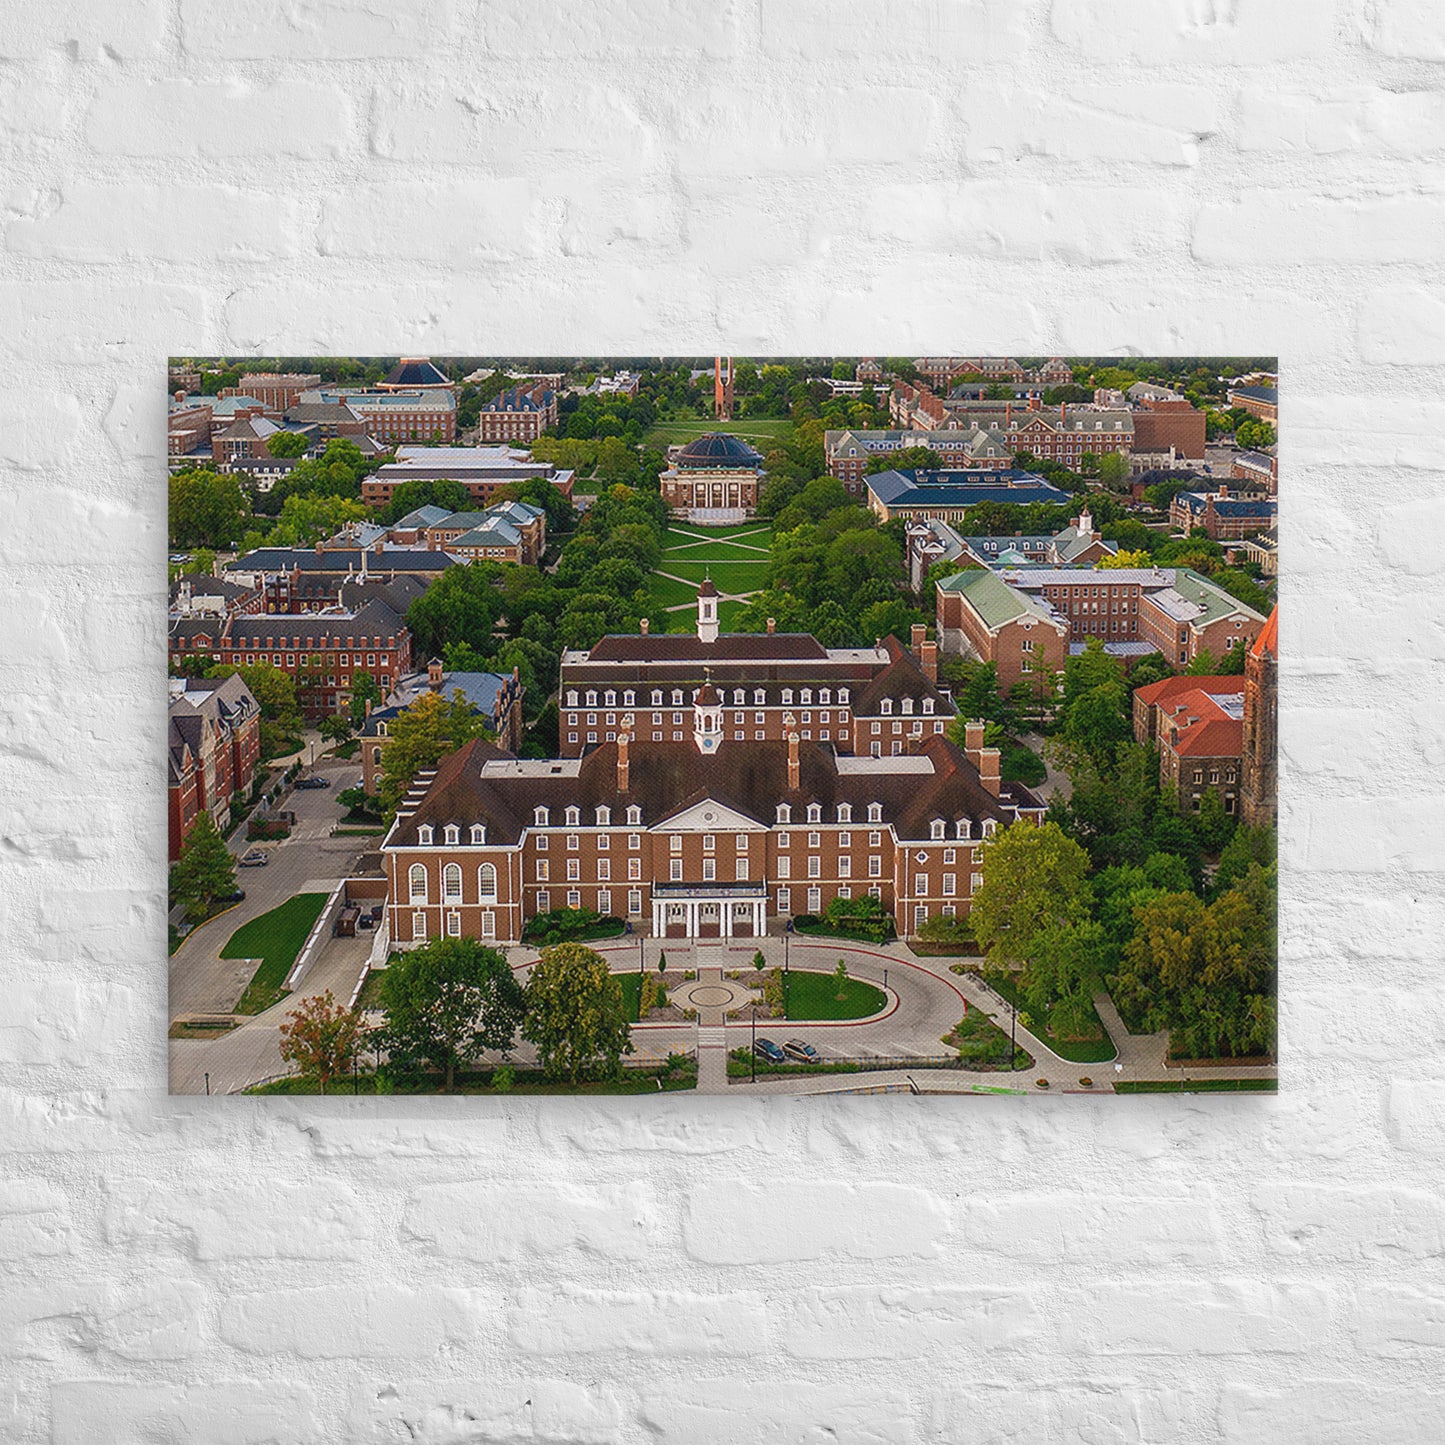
[405,562,504,660]
[1099,548,1154,570]
[278,990,364,1094]
[379,938,525,1091]
[1097,451,1130,489]
[381,478,475,523]
[522,942,634,1084]
[970,820,1093,972]
[1219,639,1249,675]
[266,493,369,547]
[1061,682,1132,767]
[377,690,489,817]
[169,468,247,549]
[170,811,236,918]
[266,431,312,459]
[833,957,849,999]
[1195,787,1235,855]
[319,714,353,745]
[865,445,941,475]
[349,669,381,726]
[1023,920,1108,1040]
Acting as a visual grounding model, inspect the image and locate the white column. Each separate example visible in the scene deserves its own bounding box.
[721,901,732,938]
[687,902,697,938]
[755,899,764,935]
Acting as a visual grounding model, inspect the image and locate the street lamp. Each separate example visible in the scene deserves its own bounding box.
[883,966,889,995]
[783,929,790,1015]
[204,1072,210,1097]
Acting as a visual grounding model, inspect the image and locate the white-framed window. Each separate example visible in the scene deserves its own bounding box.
[735,858,748,880]
[972,872,984,890]
[478,863,497,901]
[807,887,822,913]
[443,863,462,901]
[565,805,580,826]
[596,805,611,825]
[868,802,882,822]
[670,859,683,881]
[628,889,643,917]
[808,856,821,878]
[957,819,971,839]
[597,832,609,851]
[944,848,956,865]
[628,857,642,880]
[914,904,928,929]
[567,834,579,851]
[470,824,486,845]
[702,858,716,881]
[777,804,791,824]
[838,831,851,848]
[837,803,852,823]
[534,806,549,826]
[670,834,682,854]
[808,831,821,849]
[626,806,642,826]
[408,864,428,904]
[597,859,611,882]
[536,834,549,851]
[915,873,928,896]
[566,859,580,881]
[777,857,791,879]
[412,910,427,939]
[942,873,956,897]
[597,889,612,916]
[418,824,434,846]
[777,831,789,848]
[777,887,792,914]
[444,824,460,846]
[536,860,549,881]
[536,890,550,913]
[481,911,496,937]
[567,890,581,909]
[807,803,821,823]
[446,910,461,937]
[869,830,882,847]
[869,855,882,878]
[703,834,715,853]
[931,819,946,840]
[838,855,851,877]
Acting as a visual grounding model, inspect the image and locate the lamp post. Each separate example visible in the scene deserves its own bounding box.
[883,966,889,995]
[204,1072,210,1097]
[783,928,790,1016]
[751,1006,757,1083]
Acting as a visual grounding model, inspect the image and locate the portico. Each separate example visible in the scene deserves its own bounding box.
[652,883,768,939]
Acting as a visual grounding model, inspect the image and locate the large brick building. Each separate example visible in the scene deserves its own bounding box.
[223,543,458,612]
[1240,606,1278,828]
[1132,675,1247,816]
[168,600,413,720]
[297,387,457,445]
[1228,383,1278,423]
[362,445,574,509]
[937,565,1267,691]
[380,708,1044,947]
[1130,394,1206,462]
[865,468,1071,524]
[1169,488,1278,541]
[658,433,764,521]
[167,674,262,859]
[228,373,321,410]
[825,428,1012,494]
[557,594,954,759]
[475,384,558,443]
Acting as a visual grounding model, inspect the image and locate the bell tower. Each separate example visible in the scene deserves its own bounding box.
[693,675,723,754]
[696,575,719,644]
[714,355,733,420]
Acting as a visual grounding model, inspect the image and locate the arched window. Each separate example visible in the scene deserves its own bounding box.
[443,863,462,900]
[596,805,610,826]
[931,819,946,840]
[478,863,497,901]
[820,688,831,704]
[982,819,997,837]
[534,806,549,826]
[881,699,893,715]
[956,819,971,839]
[566,691,578,707]
[444,824,460,846]
[408,864,428,904]
[837,803,852,823]
[585,690,597,706]
[565,805,580,826]
[417,824,434,845]
[651,690,663,706]
[776,803,791,824]
[839,687,849,704]
[623,690,634,706]
[868,802,882,822]
[902,697,914,715]
[923,698,934,715]
[754,689,765,705]
[626,804,642,825]
[801,689,812,705]
[806,803,822,823]
[470,823,486,845]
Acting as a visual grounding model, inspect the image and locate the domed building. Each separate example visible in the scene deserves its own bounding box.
[659,432,764,522]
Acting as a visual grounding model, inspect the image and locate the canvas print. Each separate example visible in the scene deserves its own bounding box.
[167,356,1278,1096]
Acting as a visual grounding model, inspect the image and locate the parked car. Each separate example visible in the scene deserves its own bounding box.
[215,889,246,905]
[753,1038,787,1065]
[294,776,330,790]
[239,850,268,867]
[783,1039,819,1063]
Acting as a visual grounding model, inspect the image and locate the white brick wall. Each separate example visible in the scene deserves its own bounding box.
[1,1,1442,1439]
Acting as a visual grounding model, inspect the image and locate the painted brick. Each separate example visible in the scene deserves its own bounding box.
[345,1379,623,1444]
[6,185,311,264]
[1358,285,1445,365]
[180,0,454,59]
[1052,0,1338,63]
[960,1194,1224,1266]
[1353,1284,1445,1355]
[509,1287,767,1355]
[926,1382,1196,1443]
[85,80,354,160]
[1362,0,1445,59]
[786,1286,1043,1360]
[1222,1382,1445,1444]
[481,0,741,58]
[0,282,212,365]
[1,1280,206,1361]
[220,1284,484,1358]
[50,1382,323,1445]
[0,391,82,468]
[1390,1079,1445,1153]
[1252,1183,1445,1260]
[0,0,163,59]
[640,1379,916,1445]
[763,0,1029,59]
[1195,193,1445,264]
[0,1178,73,1259]
[403,1180,659,1260]
[319,181,539,264]
[684,1180,949,1263]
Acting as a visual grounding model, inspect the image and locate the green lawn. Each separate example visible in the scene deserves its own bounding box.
[222,892,329,1015]
[985,971,1118,1064]
[666,522,776,542]
[717,600,751,631]
[618,971,642,1022]
[647,573,703,609]
[661,540,773,563]
[647,418,796,448]
[783,969,887,1021]
[249,1062,697,1095]
[1115,1077,1278,1094]
[659,560,772,594]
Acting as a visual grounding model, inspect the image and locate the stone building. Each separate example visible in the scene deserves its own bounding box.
[658,433,764,522]
[1240,605,1278,828]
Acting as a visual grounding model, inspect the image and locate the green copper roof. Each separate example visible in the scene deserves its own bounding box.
[937,567,1058,632]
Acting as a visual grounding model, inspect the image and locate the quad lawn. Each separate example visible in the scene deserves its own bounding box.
[782,969,887,1021]
[647,418,796,448]
[665,521,775,542]
[646,574,702,611]
[717,600,750,631]
[222,892,329,1015]
[657,560,771,593]
[660,541,772,563]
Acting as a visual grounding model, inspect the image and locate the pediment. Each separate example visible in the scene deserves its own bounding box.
[656,798,767,833]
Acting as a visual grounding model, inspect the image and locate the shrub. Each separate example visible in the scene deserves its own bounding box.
[918,914,976,948]
[521,906,625,946]
[794,895,896,943]
[752,949,767,973]
[492,1064,516,1094]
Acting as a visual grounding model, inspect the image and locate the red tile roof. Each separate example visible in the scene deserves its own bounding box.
[1251,605,1278,659]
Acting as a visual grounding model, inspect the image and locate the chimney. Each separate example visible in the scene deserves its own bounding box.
[1060,402,1067,422]
[787,732,800,791]
[921,640,938,683]
[964,719,985,769]
[767,617,776,634]
[373,539,384,556]
[640,617,649,636]
[1029,394,1040,412]
[315,541,324,556]
[979,747,1001,796]
[1005,401,1012,426]
[428,657,443,686]
[618,731,630,792]
[911,623,926,657]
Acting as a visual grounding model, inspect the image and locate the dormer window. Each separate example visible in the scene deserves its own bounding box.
[930,819,946,840]
[376,722,388,737]
[672,689,683,705]
[837,803,852,823]
[418,825,434,845]
[754,689,765,705]
[595,806,610,826]
[801,689,812,705]
[626,804,642,825]
[923,698,934,715]
[782,689,793,705]
[807,803,822,823]
[902,698,914,715]
[956,819,971,839]
[566,691,578,707]
[839,687,849,705]
[585,691,597,706]
[820,689,831,705]
[470,824,486,845]
[776,803,791,824]
[651,690,663,706]
[881,699,893,715]
[623,690,634,706]
[868,802,882,822]
[444,824,460,846]
[982,819,997,837]
[604,690,616,707]
[534,806,549,827]
[565,805,581,826]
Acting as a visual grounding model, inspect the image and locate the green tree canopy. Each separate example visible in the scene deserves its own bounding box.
[377,690,489,817]
[265,430,312,459]
[970,820,1093,971]
[379,938,525,1091]
[169,468,248,549]
[405,561,505,660]
[170,811,236,917]
[522,942,634,1084]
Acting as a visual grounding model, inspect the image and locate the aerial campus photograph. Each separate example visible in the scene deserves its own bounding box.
[166,356,1279,1098]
